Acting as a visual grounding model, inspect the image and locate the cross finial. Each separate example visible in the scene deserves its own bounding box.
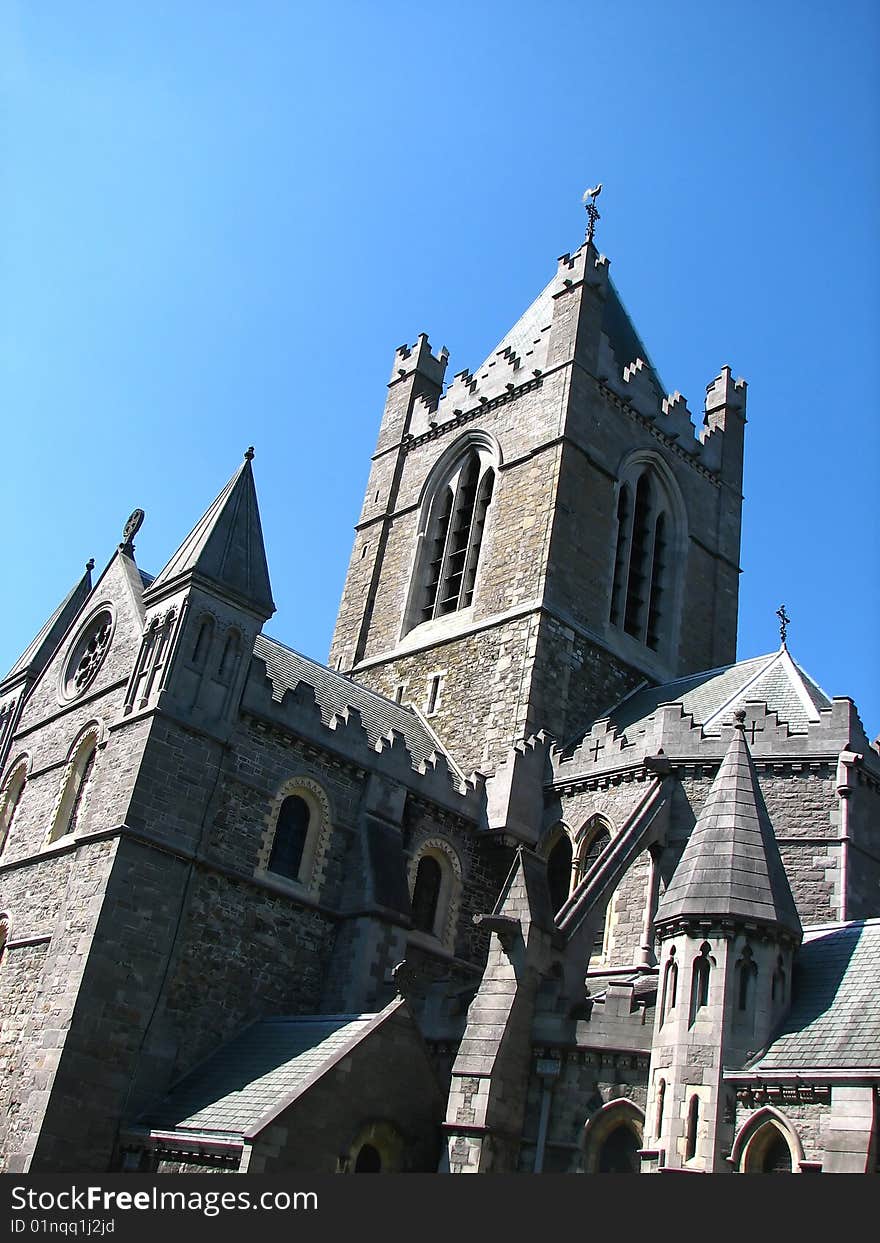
[582,183,602,247]
[776,603,791,647]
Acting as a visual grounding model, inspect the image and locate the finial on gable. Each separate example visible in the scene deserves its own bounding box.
[776,603,791,648]
[582,182,602,247]
[85,558,95,573]
[734,708,746,728]
[245,446,255,462]
[119,508,145,557]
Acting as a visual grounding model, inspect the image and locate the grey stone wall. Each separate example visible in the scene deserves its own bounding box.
[519,1050,650,1173]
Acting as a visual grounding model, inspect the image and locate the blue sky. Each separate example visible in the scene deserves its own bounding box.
[2,1,878,736]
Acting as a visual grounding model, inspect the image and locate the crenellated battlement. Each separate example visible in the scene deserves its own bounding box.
[390,332,449,387]
[243,647,486,817]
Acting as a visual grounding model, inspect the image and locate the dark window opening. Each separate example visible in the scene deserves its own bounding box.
[354,1144,381,1173]
[547,835,573,914]
[685,1096,699,1161]
[411,855,443,934]
[759,1131,792,1174]
[418,450,494,625]
[597,1125,640,1174]
[268,795,311,882]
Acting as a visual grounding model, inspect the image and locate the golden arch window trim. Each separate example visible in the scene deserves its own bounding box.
[256,777,333,895]
[407,836,463,951]
[47,723,105,845]
[0,755,29,856]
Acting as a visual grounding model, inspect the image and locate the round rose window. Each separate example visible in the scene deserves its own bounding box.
[62,610,114,699]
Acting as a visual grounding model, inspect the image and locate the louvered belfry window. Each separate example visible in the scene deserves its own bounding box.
[609,467,672,652]
[419,449,495,625]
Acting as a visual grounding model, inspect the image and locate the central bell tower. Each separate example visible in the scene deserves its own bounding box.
[330,235,747,773]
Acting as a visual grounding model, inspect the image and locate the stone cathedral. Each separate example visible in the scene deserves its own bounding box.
[1,224,878,1176]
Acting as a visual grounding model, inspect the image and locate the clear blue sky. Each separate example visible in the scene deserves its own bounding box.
[2,1,878,737]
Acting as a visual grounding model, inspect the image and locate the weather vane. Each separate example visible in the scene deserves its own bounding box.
[776,603,791,647]
[582,183,602,247]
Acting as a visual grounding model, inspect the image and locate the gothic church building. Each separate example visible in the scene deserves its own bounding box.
[1,231,878,1174]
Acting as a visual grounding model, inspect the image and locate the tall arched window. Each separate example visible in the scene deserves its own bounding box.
[218,630,241,682]
[411,855,442,934]
[50,731,99,843]
[655,1079,666,1139]
[685,1095,700,1161]
[407,440,497,632]
[575,820,611,886]
[609,462,683,654]
[736,945,758,1013]
[547,833,573,914]
[267,794,311,882]
[688,942,712,1026]
[407,841,463,948]
[0,760,28,855]
[660,947,678,1022]
[260,779,332,894]
[191,616,214,668]
[771,956,786,1006]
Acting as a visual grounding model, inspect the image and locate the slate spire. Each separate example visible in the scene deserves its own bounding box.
[655,711,801,936]
[146,449,275,618]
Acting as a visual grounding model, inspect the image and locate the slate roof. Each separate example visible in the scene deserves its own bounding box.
[603,647,832,742]
[253,633,456,774]
[744,920,880,1074]
[139,1014,379,1138]
[148,455,275,615]
[654,720,801,934]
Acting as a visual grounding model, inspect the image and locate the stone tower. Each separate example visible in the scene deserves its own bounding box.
[329,239,747,772]
[0,454,276,1171]
[640,712,802,1173]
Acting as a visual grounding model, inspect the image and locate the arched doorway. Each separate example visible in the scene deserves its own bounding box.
[732,1110,803,1175]
[597,1124,641,1173]
[354,1143,382,1173]
[582,1099,645,1174]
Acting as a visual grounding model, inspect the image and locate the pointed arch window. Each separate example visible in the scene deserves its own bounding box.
[660,947,678,1022]
[655,1078,666,1139]
[191,616,214,668]
[609,463,682,654]
[547,833,573,914]
[407,441,497,633]
[688,943,712,1026]
[50,731,99,843]
[0,760,28,856]
[736,945,758,1013]
[218,630,241,682]
[685,1095,700,1161]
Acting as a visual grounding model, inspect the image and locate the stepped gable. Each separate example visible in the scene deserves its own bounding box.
[253,634,457,775]
[654,716,801,935]
[2,561,94,686]
[742,919,880,1074]
[147,453,274,616]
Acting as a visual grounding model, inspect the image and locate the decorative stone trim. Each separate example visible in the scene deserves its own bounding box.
[255,775,333,897]
[57,604,116,704]
[46,720,106,845]
[407,835,464,952]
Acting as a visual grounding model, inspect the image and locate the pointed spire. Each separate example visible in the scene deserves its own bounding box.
[655,712,801,936]
[2,560,94,686]
[146,449,275,617]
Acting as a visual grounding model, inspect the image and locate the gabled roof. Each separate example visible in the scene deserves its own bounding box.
[147,454,274,616]
[742,919,880,1074]
[2,562,93,686]
[139,1012,384,1139]
[654,718,801,935]
[604,647,832,742]
[253,634,461,776]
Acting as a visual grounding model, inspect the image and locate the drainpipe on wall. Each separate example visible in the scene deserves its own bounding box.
[532,1058,561,1173]
[637,845,662,967]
